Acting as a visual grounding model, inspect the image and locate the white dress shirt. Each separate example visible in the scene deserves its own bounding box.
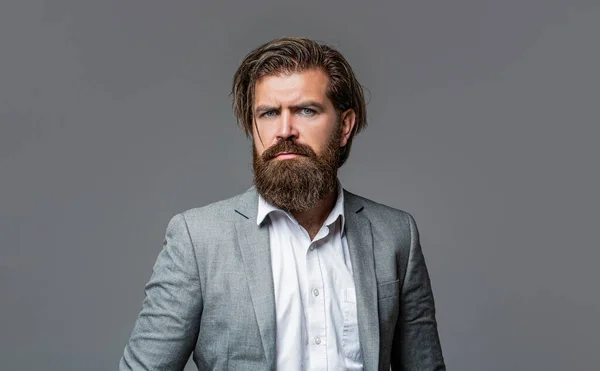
[257,181,363,371]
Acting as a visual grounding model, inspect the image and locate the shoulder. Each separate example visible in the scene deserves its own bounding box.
[344,189,413,219]
[169,188,252,230]
[344,189,418,234]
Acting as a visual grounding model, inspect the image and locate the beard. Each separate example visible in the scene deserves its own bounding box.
[252,126,341,213]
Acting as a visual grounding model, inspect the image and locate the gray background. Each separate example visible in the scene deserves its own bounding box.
[1,0,598,370]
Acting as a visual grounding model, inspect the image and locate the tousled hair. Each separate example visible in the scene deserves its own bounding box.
[231,37,367,167]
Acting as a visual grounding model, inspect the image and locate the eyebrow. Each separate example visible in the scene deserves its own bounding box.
[255,101,327,114]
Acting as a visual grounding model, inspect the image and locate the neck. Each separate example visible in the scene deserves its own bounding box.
[291,187,338,240]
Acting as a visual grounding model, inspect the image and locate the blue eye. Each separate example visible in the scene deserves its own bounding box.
[262,110,277,117]
[300,108,315,116]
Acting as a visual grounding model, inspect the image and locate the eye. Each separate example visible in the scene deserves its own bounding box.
[262,110,277,118]
[299,108,316,116]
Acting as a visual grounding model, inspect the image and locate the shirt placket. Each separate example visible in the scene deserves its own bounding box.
[304,225,332,371]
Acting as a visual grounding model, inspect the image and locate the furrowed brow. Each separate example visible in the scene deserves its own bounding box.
[289,101,326,112]
[255,105,280,114]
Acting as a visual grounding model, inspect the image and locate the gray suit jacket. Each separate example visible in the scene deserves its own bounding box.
[119,187,445,370]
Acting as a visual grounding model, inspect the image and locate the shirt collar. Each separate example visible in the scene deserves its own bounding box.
[257,179,345,233]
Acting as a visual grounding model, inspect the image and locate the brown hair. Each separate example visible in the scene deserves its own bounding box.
[231,36,367,167]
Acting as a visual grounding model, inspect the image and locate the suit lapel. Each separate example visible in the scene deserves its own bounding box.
[344,190,380,371]
[234,187,276,370]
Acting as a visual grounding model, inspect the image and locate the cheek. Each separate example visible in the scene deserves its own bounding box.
[310,126,340,152]
[253,123,277,148]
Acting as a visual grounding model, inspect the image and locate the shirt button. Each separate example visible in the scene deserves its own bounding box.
[315,336,321,345]
[313,288,320,297]
[309,245,315,251]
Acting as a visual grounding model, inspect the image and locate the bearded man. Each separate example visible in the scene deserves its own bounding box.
[119,37,445,371]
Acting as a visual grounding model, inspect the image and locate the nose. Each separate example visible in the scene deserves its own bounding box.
[275,110,299,141]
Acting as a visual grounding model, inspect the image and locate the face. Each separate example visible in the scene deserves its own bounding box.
[251,68,356,212]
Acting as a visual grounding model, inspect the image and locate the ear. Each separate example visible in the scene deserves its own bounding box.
[339,109,356,147]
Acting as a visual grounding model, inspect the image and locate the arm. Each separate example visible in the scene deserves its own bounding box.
[119,213,203,370]
[391,213,445,370]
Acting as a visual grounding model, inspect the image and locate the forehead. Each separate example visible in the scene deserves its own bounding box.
[254,68,331,106]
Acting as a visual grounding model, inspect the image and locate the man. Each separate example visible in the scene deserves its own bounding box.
[119,37,445,370]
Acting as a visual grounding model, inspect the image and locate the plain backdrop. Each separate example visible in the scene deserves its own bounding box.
[1,1,599,370]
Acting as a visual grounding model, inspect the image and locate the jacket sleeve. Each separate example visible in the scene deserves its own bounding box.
[390,213,446,370]
[119,213,202,370]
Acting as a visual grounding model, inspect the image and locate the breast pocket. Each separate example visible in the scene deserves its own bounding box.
[342,287,362,361]
[377,279,400,300]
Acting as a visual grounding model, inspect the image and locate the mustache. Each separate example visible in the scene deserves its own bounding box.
[261,140,317,161]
